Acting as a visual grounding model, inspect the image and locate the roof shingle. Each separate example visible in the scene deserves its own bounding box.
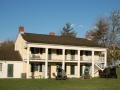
[21,33,102,47]
[0,50,22,61]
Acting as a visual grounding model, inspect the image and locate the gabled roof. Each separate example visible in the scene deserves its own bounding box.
[0,50,22,61]
[21,33,102,48]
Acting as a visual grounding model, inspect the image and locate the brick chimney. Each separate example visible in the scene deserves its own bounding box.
[19,26,24,34]
[86,34,92,40]
[49,32,55,36]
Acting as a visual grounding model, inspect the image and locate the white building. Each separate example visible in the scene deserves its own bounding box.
[0,26,107,78]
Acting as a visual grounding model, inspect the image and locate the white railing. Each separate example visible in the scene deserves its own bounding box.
[23,54,41,60]
[99,57,105,62]
[95,57,105,63]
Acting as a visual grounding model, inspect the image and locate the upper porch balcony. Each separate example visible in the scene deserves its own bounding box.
[23,47,105,63]
[23,54,105,63]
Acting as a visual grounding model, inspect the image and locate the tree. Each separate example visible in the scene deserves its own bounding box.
[87,16,110,47]
[88,10,120,64]
[0,39,15,51]
[108,10,120,64]
[59,23,77,37]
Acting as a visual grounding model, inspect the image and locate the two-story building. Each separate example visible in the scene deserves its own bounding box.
[0,26,107,78]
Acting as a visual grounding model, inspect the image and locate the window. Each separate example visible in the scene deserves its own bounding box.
[31,47,41,54]
[71,50,75,60]
[71,50,75,55]
[0,63,2,71]
[56,49,62,55]
[31,64,38,72]
[34,64,39,71]
[86,51,91,56]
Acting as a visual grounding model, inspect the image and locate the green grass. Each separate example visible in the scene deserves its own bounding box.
[0,68,120,90]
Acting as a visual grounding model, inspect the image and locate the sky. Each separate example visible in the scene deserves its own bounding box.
[0,0,120,41]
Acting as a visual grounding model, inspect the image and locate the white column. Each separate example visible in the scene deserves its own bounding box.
[104,50,107,67]
[78,50,80,78]
[45,48,48,78]
[92,50,94,77]
[62,49,65,70]
[26,47,30,78]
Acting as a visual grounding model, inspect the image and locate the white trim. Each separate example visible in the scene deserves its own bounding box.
[104,50,107,67]
[62,49,65,70]
[45,48,48,78]
[26,47,30,78]
[77,50,80,78]
[27,43,106,51]
[92,50,94,77]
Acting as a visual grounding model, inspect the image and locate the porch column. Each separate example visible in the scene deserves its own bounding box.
[92,50,94,77]
[45,48,48,78]
[26,47,30,78]
[104,50,107,67]
[77,50,80,78]
[62,49,65,70]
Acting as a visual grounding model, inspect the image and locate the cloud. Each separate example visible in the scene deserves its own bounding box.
[79,25,84,28]
[70,24,75,27]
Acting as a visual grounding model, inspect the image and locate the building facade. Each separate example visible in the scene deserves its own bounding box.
[0,26,107,78]
[15,26,107,78]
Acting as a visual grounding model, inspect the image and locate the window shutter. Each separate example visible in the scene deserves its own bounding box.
[40,48,43,54]
[56,49,59,55]
[31,64,34,72]
[80,50,83,56]
[65,50,67,55]
[48,49,51,54]
[39,64,42,72]
[31,47,34,54]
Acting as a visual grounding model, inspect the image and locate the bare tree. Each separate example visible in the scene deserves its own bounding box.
[108,10,120,64]
[87,16,110,47]
[88,10,120,64]
[0,39,15,51]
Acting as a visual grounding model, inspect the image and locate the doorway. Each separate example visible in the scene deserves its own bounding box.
[7,64,13,77]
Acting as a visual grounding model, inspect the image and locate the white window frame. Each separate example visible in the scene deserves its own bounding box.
[34,64,39,71]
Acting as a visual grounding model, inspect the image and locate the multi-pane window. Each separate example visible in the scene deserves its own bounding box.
[71,50,75,60]
[85,51,91,56]
[31,48,43,54]
[31,63,42,72]
[56,49,62,55]
[34,64,39,71]
[0,63,2,71]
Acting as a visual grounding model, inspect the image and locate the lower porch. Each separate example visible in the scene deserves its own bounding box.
[26,62,103,78]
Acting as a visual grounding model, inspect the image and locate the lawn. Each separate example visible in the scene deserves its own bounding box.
[0,68,120,90]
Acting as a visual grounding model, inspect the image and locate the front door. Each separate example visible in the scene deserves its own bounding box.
[70,65,75,75]
[7,64,13,77]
